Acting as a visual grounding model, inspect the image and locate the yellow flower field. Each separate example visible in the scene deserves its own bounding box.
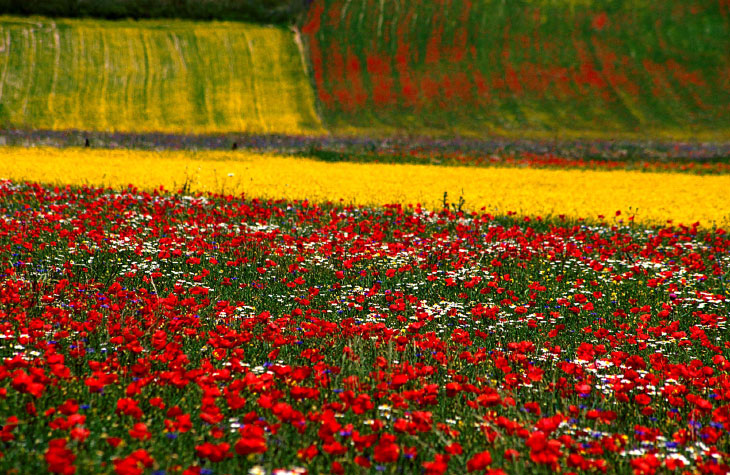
[1,146,728,227]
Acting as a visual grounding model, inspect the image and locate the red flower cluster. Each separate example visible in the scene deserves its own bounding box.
[0,181,728,474]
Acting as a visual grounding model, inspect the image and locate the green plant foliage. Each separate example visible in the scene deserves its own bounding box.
[0,0,310,24]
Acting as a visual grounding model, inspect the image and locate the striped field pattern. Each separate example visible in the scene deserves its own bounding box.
[302,0,730,140]
[0,16,323,135]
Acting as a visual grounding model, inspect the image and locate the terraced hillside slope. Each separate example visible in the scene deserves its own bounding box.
[302,0,730,140]
[0,16,322,135]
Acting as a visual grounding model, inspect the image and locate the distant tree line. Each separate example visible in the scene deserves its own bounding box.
[0,0,312,23]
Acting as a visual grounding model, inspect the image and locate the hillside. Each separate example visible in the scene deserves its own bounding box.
[0,16,322,135]
[2,2,730,143]
[301,0,730,140]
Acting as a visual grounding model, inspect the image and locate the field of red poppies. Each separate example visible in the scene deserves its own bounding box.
[0,181,728,474]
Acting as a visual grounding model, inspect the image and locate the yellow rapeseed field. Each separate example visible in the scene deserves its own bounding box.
[1,146,728,227]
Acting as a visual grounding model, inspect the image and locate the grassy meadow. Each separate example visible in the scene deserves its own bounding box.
[0,16,322,135]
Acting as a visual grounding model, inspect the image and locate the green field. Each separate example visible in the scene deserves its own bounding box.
[0,16,322,135]
[302,0,730,141]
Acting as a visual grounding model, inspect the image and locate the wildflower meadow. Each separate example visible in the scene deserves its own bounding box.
[1,182,729,475]
[0,1,729,475]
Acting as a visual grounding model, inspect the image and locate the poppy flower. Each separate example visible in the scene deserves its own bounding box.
[235,426,267,455]
[467,450,492,471]
[45,439,76,475]
[128,423,151,441]
[195,442,232,462]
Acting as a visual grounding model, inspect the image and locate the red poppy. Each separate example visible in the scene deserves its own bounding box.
[128,423,151,441]
[45,439,76,475]
[467,450,492,471]
[195,442,232,462]
[373,434,400,463]
[235,425,267,455]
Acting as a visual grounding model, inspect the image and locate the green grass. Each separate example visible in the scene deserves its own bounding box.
[0,16,323,135]
[301,0,730,141]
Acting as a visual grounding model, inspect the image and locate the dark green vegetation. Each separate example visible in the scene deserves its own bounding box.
[302,0,730,140]
[0,0,308,23]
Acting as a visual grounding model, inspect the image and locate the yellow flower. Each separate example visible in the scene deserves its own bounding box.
[1,146,728,227]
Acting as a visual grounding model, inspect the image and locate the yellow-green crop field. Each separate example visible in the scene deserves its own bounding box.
[0,16,322,135]
[2,146,728,227]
